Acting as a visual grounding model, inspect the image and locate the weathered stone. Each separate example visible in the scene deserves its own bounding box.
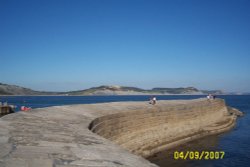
[0,98,242,167]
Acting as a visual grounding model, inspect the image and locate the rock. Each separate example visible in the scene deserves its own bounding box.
[227,106,244,116]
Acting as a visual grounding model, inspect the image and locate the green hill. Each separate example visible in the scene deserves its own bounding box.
[0,83,223,95]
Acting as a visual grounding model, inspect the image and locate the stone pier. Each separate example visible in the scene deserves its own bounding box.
[0,98,242,167]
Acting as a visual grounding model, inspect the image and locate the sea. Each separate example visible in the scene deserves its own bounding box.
[0,95,249,167]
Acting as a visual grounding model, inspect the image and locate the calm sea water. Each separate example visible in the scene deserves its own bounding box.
[0,95,249,167]
[0,95,206,111]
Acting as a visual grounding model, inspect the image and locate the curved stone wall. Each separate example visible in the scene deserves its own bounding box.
[0,98,241,167]
[89,99,236,157]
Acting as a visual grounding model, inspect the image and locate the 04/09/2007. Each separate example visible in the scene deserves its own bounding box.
[173,151,225,160]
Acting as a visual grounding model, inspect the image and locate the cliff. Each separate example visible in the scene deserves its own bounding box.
[0,83,222,95]
[0,98,241,167]
[68,86,205,95]
[0,83,58,95]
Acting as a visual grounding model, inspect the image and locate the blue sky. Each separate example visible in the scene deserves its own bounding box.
[1,0,250,92]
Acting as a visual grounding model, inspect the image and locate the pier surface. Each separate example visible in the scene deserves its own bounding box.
[0,98,241,167]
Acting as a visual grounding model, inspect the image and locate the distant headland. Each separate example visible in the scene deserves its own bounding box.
[0,83,225,96]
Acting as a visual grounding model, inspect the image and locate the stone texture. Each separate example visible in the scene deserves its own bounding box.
[0,98,241,167]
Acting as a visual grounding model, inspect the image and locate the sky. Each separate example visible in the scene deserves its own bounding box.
[1,0,250,92]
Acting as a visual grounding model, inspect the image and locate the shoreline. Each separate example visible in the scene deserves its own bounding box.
[0,94,248,97]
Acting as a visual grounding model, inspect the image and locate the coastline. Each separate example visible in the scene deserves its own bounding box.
[0,94,247,97]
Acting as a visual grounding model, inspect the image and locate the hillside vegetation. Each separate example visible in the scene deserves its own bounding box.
[0,83,222,95]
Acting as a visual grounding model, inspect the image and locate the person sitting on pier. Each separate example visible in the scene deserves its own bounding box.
[149,96,157,105]
[152,96,157,105]
[21,106,31,112]
[149,96,156,105]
